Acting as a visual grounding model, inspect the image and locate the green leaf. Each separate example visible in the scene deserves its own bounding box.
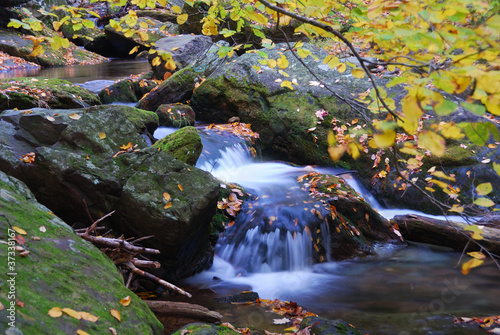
[474,197,495,207]
[476,182,492,196]
[7,19,23,29]
[418,130,446,157]
[461,102,486,115]
[494,162,500,176]
[82,19,95,29]
[458,122,500,146]
[434,100,457,116]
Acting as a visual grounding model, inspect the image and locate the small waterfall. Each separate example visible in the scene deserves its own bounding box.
[193,127,332,273]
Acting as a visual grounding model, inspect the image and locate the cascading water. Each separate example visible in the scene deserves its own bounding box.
[194,127,332,273]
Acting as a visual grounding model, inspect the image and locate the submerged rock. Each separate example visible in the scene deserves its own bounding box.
[0,171,163,334]
[0,104,219,280]
[172,323,240,335]
[98,77,158,104]
[300,316,363,335]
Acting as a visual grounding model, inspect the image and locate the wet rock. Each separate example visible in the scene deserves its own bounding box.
[0,105,219,280]
[0,77,101,111]
[172,323,240,335]
[137,41,229,112]
[215,291,259,304]
[300,316,363,335]
[152,126,203,165]
[98,77,158,104]
[148,34,213,80]
[156,103,196,128]
[0,171,163,334]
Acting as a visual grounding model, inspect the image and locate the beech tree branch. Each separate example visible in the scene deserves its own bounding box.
[257,0,399,120]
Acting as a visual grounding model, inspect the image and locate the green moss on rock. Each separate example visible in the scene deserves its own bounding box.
[172,323,240,335]
[152,126,203,165]
[0,171,163,334]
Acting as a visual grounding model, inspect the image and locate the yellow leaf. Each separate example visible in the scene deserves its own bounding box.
[120,142,133,150]
[99,132,106,139]
[62,308,81,319]
[431,170,456,182]
[178,184,183,191]
[111,309,121,322]
[418,131,446,157]
[80,311,99,322]
[152,56,161,67]
[12,226,27,235]
[464,225,484,240]
[77,330,90,335]
[163,192,171,202]
[52,21,63,31]
[69,113,81,120]
[267,59,277,68]
[399,94,422,134]
[276,55,289,69]
[337,63,346,73]
[467,251,486,260]
[474,197,495,207]
[129,46,139,55]
[461,258,483,275]
[139,21,148,29]
[120,296,131,306]
[494,162,500,176]
[352,68,365,78]
[30,44,44,57]
[172,47,179,51]
[171,5,182,13]
[177,13,188,25]
[165,59,176,71]
[373,129,396,148]
[476,182,492,196]
[328,145,345,161]
[280,80,295,90]
[448,204,464,213]
[48,307,62,318]
[138,31,149,41]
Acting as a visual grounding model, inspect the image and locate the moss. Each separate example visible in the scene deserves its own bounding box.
[0,173,163,334]
[152,126,202,165]
[172,323,240,335]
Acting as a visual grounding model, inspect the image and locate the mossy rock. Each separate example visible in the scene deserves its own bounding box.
[0,77,101,111]
[172,323,240,335]
[0,171,163,334]
[98,78,158,104]
[152,126,203,165]
[300,316,363,335]
[156,103,196,128]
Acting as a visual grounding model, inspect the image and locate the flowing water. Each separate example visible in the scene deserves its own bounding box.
[155,126,500,334]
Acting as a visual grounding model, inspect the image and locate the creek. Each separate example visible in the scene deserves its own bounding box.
[155,126,500,335]
[2,57,499,333]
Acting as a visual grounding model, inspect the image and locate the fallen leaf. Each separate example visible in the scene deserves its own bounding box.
[39,226,46,233]
[164,202,172,209]
[16,300,24,307]
[76,330,90,335]
[12,226,27,235]
[120,142,133,150]
[62,308,81,319]
[120,296,131,306]
[110,309,121,321]
[172,47,179,51]
[163,192,171,202]
[69,113,81,120]
[80,311,99,322]
[178,184,183,191]
[48,307,62,317]
[99,132,106,139]
[0,302,4,311]
[14,235,25,245]
[273,317,291,324]
[109,327,118,335]
[46,116,55,122]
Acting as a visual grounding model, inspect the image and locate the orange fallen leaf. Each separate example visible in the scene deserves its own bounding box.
[178,184,183,191]
[164,202,172,209]
[110,309,121,321]
[120,142,133,150]
[99,132,106,139]
[16,300,24,308]
[120,296,131,306]
[163,192,171,202]
[80,311,99,322]
[20,152,35,164]
[14,235,25,245]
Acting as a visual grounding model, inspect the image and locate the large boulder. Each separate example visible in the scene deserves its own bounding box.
[0,171,163,334]
[0,77,101,111]
[98,76,158,104]
[148,34,213,79]
[0,104,220,280]
[137,41,229,112]
[155,103,196,128]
